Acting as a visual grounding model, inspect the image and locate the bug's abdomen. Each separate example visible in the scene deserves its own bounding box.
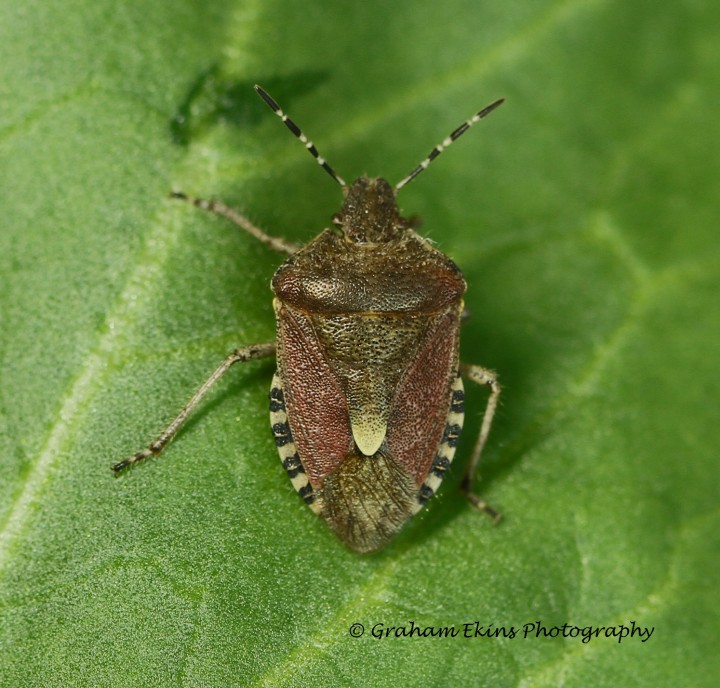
[269,373,323,516]
[412,374,465,512]
[269,370,466,553]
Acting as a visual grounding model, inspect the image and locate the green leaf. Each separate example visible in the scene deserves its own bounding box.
[1,0,718,686]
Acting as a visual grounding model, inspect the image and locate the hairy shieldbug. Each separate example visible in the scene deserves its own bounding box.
[114,85,504,553]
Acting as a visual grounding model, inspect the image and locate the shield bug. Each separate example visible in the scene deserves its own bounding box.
[113,85,504,553]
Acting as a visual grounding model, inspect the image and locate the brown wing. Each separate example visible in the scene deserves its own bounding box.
[387,308,461,485]
[275,303,354,486]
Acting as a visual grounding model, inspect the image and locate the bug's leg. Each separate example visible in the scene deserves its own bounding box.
[459,363,501,521]
[112,342,276,474]
[171,191,300,255]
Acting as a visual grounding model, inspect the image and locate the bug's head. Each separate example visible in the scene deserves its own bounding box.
[332,177,406,243]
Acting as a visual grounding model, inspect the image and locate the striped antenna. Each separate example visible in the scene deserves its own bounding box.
[395,98,505,191]
[255,85,347,188]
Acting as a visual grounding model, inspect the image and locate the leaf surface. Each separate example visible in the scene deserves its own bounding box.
[1,0,718,686]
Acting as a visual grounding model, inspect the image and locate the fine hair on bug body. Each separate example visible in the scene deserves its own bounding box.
[114,85,504,553]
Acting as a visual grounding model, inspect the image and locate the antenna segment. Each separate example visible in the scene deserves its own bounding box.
[395,98,505,191]
[255,85,347,188]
